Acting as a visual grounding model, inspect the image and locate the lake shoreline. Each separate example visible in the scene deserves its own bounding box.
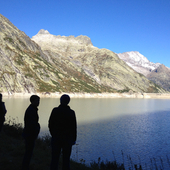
[2,92,170,99]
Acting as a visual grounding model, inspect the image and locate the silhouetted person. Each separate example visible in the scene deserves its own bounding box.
[49,94,77,170]
[0,93,7,132]
[22,95,40,170]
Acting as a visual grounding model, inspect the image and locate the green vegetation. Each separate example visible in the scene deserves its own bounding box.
[138,73,144,78]
[117,88,130,93]
[76,79,101,93]
[37,81,58,92]
[3,36,14,44]
[18,39,26,48]
[5,45,12,51]
[146,83,161,93]
[16,45,21,51]
[14,54,24,65]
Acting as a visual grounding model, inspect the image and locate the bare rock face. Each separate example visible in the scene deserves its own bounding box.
[0,14,167,94]
[31,29,166,93]
[32,29,93,52]
[38,29,50,34]
[147,65,170,91]
[0,14,41,94]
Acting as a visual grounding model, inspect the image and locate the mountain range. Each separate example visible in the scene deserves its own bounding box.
[0,14,168,94]
[117,51,170,91]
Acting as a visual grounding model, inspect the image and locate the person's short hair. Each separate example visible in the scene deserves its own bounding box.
[60,94,70,105]
[30,95,40,103]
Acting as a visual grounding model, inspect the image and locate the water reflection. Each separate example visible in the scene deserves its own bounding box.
[3,97,170,169]
[4,97,170,127]
[72,110,170,169]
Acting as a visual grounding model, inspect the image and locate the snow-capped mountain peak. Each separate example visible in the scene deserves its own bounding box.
[117,51,161,76]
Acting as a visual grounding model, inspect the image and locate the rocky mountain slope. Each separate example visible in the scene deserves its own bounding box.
[0,15,109,94]
[147,64,170,91]
[31,29,166,93]
[117,51,170,91]
[117,51,161,76]
[0,14,166,94]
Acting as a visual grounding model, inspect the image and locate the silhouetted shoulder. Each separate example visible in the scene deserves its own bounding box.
[70,109,75,115]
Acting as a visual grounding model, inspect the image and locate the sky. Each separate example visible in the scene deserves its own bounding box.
[1,0,170,67]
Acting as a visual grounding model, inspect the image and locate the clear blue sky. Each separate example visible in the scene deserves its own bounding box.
[1,0,170,67]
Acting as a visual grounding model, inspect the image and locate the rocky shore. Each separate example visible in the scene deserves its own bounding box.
[2,92,170,99]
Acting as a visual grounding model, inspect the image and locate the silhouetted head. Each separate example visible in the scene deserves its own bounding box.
[0,93,2,102]
[30,95,40,107]
[60,94,70,106]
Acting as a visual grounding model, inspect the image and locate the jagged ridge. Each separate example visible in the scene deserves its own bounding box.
[0,14,167,94]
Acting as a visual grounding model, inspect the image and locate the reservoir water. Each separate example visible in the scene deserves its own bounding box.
[3,97,170,169]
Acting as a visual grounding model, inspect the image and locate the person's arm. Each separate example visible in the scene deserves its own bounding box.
[24,107,40,138]
[72,111,77,143]
[48,108,56,136]
[2,102,7,116]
